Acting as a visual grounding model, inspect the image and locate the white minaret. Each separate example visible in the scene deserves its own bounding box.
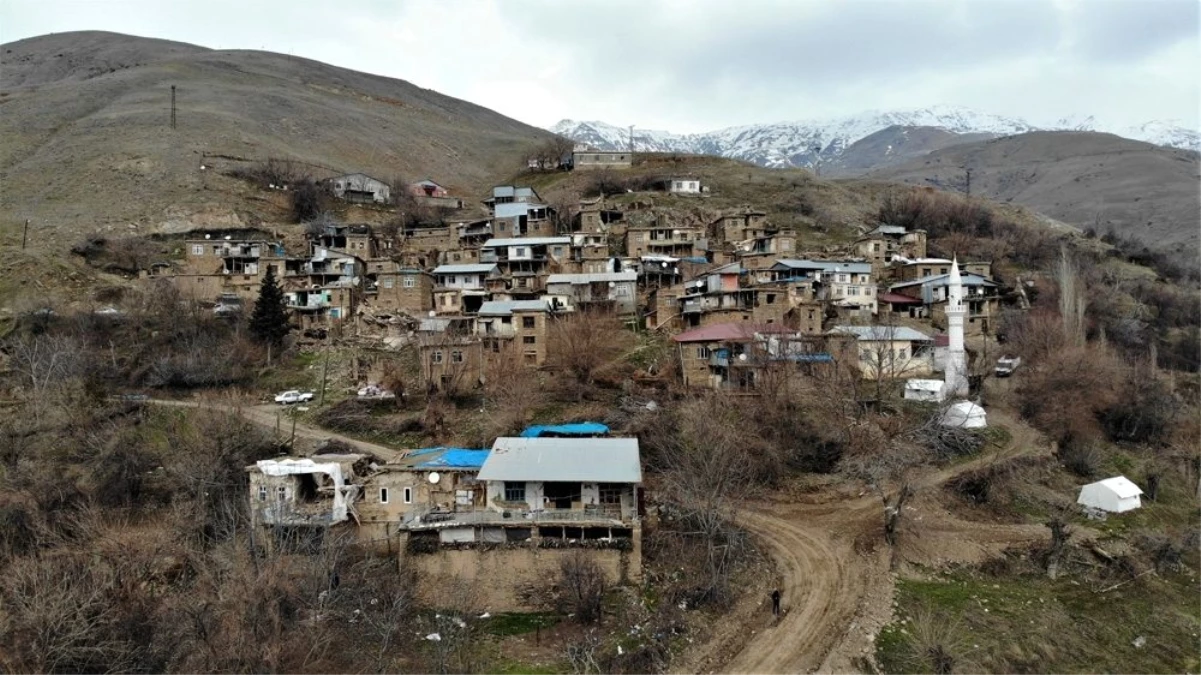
[943,257,969,398]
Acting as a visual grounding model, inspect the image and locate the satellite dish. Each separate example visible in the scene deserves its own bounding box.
[224,235,231,240]
[428,472,441,484]
[205,234,211,239]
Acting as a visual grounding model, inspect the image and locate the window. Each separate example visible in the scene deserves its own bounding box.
[522,316,536,328]
[277,485,287,500]
[452,253,461,261]
[191,244,204,255]
[523,335,536,344]
[552,247,563,257]
[431,350,443,364]
[849,287,859,296]
[504,481,526,502]
[860,350,872,362]
[766,293,776,304]
[498,222,507,231]
[403,487,413,504]
[897,348,907,360]
[380,487,390,504]
[451,350,463,363]
[383,277,395,289]
[697,346,711,359]
[403,276,416,288]
[258,485,267,501]
[523,352,537,364]
[598,483,623,505]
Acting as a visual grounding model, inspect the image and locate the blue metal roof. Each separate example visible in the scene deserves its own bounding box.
[410,448,490,469]
[519,422,610,438]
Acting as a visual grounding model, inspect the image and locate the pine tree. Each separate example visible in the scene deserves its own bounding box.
[249,266,291,350]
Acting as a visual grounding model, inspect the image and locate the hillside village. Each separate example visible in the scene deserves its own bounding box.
[152,147,1010,397]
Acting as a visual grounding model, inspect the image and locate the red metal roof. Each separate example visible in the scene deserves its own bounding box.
[878,292,923,304]
[672,322,795,343]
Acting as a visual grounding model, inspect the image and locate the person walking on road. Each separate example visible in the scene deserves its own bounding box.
[771,588,782,619]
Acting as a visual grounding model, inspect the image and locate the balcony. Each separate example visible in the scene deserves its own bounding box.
[401,505,631,530]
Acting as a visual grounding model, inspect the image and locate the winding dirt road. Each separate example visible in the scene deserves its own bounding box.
[716,408,1057,674]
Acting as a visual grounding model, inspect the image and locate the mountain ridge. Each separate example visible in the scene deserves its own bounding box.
[552,107,1200,169]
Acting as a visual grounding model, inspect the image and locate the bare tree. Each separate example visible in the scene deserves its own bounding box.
[1055,246,1088,347]
[546,310,631,399]
[551,551,609,624]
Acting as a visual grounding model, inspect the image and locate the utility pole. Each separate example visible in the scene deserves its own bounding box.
[170,85,177,129]
[319,342,331,406]
[964,166,972,197]
[22,219,29,249]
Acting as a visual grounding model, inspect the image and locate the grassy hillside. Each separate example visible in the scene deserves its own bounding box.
[0,31,553,247]
[869,131,1201,258]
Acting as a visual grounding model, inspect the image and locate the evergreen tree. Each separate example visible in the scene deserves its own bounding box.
[249,266,291,349]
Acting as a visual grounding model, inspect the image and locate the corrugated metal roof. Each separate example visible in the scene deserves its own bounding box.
[905,379,944,391]
[878,292,924,304]
[492,186,515,198]
[432,264,497,275]
[520,422,610,438]
[867,225,908,236]
[828,325,933,342]
[478,438,642,483]
[673,322,797,343]
[772,259,872,274]
[481,237,571,248]
[547,272,637,285]
[889,273,997,291]
[478,300,550,316]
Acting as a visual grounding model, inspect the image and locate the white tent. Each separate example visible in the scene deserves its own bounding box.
[1077,476,1143,513]
[940,400,987,428]
[905,379,946,402]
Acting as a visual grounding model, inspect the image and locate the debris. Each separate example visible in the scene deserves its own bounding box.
[425,633,442,641]
[479,612,491,619]
[1132,636,1146,648]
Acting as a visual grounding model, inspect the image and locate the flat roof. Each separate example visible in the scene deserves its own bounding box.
[478,437,642,483]
[478,300,550,316]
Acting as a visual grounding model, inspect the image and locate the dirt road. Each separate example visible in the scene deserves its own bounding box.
[717,408,1056,674]
[145,398,406,462]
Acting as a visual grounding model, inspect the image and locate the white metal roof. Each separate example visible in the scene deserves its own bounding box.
[482,237,571,248]
[772,259,872,274]
[478,300,550,316]
[828,325,933,342]
[432,264,497,275]
[1087,476,1144,499]
[547,272,637,285]
[478,437,642,483]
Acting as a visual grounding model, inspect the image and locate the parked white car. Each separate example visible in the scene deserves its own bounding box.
[995,356,1022,377]
[274,390,315,404]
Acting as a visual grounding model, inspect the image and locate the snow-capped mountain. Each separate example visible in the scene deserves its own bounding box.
[551,106,1199,169]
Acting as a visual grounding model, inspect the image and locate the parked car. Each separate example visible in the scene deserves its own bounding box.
[995,356,1022,377]
[275,390,315,404]
[356,384,396,399]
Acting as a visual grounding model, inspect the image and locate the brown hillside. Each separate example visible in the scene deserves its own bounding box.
[869,131,1201,257]
[0,31,553,246]
[823,125,997,176]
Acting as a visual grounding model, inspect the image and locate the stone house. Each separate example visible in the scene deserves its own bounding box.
[546,271,638,315]
[328,173,391,204]
[711,209,770,244]
[571,148,633,170]
[625,222,707,258]
[311,223,378,258]
[408,179,464,209]
[493,201,556,238]
[768,259,877,313]
[369,264,433,315]
[479,237,572,296]
[483,185,541,215]
[665,177,702,194]
[855,225,928,271]
[889,272,1002,335]
[420,333,486,392]
[474,300,552,367]
[672,322,835,390]
[431,263,501,315]
[827,324,935,379]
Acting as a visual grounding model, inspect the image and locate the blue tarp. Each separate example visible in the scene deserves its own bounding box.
[519,422,610,438]
[410,448,490,469]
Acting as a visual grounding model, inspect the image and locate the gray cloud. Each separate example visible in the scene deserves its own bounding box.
[2,0,1197,132]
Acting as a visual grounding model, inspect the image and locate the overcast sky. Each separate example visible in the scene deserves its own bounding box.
[2,0,1198,133]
